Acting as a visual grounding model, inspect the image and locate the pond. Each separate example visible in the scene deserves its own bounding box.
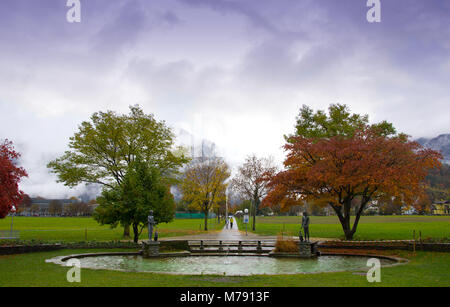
[48,254,397,276]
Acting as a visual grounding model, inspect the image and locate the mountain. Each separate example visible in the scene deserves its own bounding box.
[417,134,450,164]
[176,128,218,159]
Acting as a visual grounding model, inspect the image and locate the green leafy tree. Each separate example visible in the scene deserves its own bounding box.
[235,199,252,213]
[94,159,175,243]
[48,105,188,236]
[288,103,396,140]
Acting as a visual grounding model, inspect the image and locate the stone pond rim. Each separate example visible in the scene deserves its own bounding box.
[45,251,407,276]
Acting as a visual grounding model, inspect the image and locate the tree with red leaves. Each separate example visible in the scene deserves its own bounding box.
[262,105,442,240]
[0,140,28,218]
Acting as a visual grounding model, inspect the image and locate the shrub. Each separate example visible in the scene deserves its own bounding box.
[274,235,298,253]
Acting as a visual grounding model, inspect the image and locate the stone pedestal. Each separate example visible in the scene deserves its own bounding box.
[142,241,160,258]
[298,242,318,258]
[257,241,262,252]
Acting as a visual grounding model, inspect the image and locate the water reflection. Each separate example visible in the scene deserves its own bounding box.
[69,255,395,276]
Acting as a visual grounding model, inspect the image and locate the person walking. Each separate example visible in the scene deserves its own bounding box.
[230,217,234,229]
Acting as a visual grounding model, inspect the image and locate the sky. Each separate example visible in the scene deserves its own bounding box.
[0,0,449,199]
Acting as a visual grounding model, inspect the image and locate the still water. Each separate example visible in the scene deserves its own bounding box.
[66,255,395,276]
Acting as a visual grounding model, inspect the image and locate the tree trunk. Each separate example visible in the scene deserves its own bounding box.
[335,212,353,240]
[330,198,369,240]
[252,191,260,231]
[342,214,353,240]
[252,199,256,231]
[330,200,354,240]
[132,223,139,243]
[123,224,130,238]
[204,211,208,231]
[350,200,369,239]
[343,222,353,240]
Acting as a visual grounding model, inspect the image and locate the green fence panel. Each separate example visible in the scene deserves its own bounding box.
[175,212,216,219]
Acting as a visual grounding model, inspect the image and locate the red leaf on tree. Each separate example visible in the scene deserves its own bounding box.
[0,139,28,218]
[261,128,442,239]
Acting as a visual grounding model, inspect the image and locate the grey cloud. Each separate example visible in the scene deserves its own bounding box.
[160,11,183,25]
[177,0,278,33]
[1,0,449,199]
[90,1,148,55]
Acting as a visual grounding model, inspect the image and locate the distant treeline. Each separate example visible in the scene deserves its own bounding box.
[426,163,450,202]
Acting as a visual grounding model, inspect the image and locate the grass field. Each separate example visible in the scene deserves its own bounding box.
[0,248,448,287]
[0,217,224,243]
[237,215,450,241]
[1,215,449,243]
[1,216,449,287]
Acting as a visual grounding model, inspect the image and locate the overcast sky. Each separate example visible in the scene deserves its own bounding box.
[1,0,449,199]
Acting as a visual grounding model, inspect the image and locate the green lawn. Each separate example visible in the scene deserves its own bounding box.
[0,217,224,243]
[2,215,448,243]
[1,215,449,287]
[0,248,448,287]
[237,215,450,241]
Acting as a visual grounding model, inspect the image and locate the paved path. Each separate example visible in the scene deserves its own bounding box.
[159,217,329,242]
[217,217,244,240]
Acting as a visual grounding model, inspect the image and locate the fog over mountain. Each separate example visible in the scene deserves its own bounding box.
[176,128,218,160]
[417,134,450,165]
[172,128,220,202]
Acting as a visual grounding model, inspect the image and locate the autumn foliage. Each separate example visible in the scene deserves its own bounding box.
[180,158,230,231]
[262,128,442,239]
[0,140,28,218]
[274,235,299,253]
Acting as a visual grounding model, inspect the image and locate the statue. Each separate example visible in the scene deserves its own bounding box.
[141,210,160,258]
[301,211,310,242]
[148,210,156,241]
[298,228,304,242]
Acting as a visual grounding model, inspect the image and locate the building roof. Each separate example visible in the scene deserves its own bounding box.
[31,198,80,205]
[433,200,450,205]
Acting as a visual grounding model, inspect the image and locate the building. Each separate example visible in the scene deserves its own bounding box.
[431,201,450,215]
[22,198,81,216]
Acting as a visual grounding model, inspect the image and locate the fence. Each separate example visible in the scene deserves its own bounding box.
[0,231,20,240]
[175,212,216,219]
